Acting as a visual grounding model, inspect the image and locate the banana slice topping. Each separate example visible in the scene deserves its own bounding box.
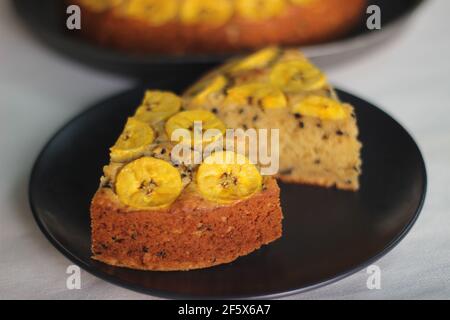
[227,83,287,109]
[124,0,178,26]
[235,0,286,20]
[190,75,228,106]
[134,90,182,125]
[231,47,280,72]
[292,96,350,120]
[270,59,328,92]
[115,157,183,209]
[165,110,226,145]
[196,151,263,204]
[110,118,155,162]
[180,0,233,26]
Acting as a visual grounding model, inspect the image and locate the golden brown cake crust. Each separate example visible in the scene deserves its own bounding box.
[91,178,282,271]
[70,0,366,54]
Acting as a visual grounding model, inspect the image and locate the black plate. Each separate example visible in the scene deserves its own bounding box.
[29,85,427,299]
[13,0,425,78]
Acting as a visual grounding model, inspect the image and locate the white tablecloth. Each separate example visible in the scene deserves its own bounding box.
[1,0,449,300]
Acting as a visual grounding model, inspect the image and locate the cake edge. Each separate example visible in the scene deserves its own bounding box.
[90,178,283,271]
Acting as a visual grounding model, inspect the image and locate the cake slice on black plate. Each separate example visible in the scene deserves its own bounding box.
[91,91,283,271]
[90,47,362,272]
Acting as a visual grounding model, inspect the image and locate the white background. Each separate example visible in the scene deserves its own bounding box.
[0,0,449,299]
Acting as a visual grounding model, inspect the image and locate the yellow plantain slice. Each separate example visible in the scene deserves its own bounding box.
[115,157,182,209]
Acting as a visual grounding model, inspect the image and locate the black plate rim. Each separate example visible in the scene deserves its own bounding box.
[28,88,427,300]
[13,0,427,65]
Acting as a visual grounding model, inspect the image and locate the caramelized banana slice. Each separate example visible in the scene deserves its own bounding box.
[270,59,328,92]
[115,157,182,209]
[190,75,228,106]
[165,110,226,145]
[292,96,351,120]
[110,118,155,162]
[134,91,182,125]
[235,0,286,20]
[180,0,233,26]
[123,0,178,26]
[231,47,280,72]
[196,151,262,204]
[227,83,287,109]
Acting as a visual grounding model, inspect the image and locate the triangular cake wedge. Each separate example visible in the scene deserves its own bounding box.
[90,92,283,271]
[183,48,362,190]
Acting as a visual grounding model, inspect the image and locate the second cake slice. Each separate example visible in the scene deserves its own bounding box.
[183,48,362,190]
